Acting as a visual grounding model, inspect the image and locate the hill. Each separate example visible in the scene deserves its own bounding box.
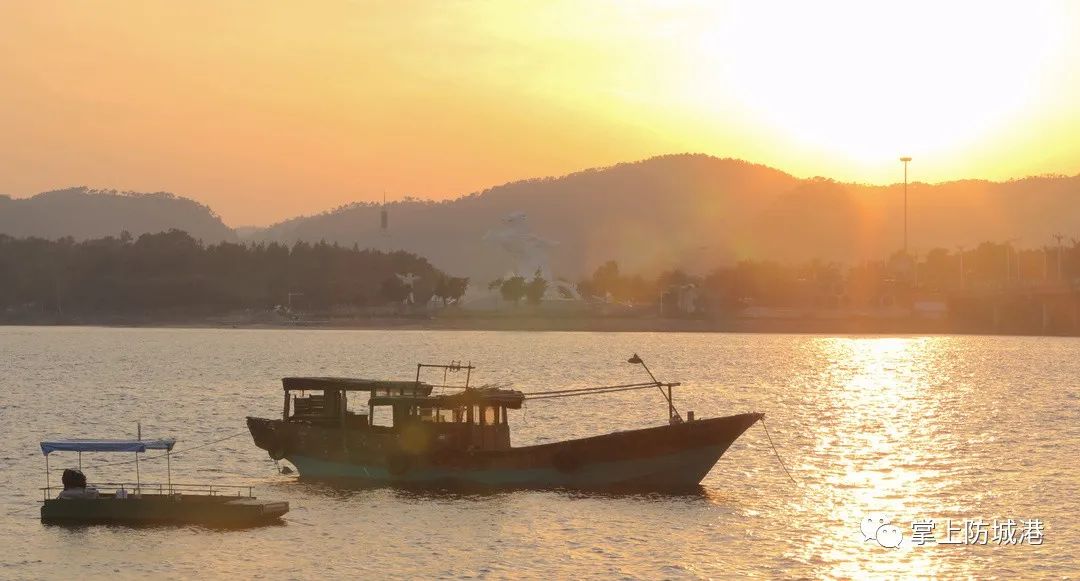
[0,187,237,243]
[7,157,1080,282]
[250,155,1080,280]
[251,155,802,279]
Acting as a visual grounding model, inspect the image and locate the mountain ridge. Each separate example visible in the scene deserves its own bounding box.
[4,155,1080,280]
[246,154,1080,280]
[0,187,237,243]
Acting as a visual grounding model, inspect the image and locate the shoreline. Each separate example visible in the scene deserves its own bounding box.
[3,314,1077,337]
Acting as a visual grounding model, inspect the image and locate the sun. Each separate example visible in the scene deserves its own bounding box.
[679,1,1069,179]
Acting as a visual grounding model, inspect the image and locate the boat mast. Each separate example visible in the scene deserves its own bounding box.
[628,354,682,423]
[416,361,475,389]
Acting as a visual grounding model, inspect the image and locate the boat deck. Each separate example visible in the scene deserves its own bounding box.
[40,482,289,526]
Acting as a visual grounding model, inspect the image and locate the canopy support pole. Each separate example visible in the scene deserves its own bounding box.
[78,451,82,471]
[135,452,140,493]
[45,454,50,494]
[166,450,172,494]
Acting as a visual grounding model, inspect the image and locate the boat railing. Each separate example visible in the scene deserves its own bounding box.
[41,482,255,501]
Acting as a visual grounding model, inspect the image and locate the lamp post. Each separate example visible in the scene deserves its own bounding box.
[900,157,912,256]
[956,244,966,289]
[1053,233,1065,281]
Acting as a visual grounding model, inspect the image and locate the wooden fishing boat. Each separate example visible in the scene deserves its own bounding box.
[39,438,289,526]
[247,356,763,491]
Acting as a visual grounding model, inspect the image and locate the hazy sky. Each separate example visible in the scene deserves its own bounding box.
[2,1,1078,225]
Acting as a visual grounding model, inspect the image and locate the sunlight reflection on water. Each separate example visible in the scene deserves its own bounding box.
[0,328,1076,579]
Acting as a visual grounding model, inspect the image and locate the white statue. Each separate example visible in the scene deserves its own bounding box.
[483,212,558,279]
[483,212,580,302]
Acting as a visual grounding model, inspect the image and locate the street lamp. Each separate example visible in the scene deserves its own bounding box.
[1052,233,1064,281]
[1005,237,1019,286]
[956,244,966,289]
[900,157,912,255]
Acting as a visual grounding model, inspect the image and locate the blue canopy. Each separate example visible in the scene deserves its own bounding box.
[40,438,176,456]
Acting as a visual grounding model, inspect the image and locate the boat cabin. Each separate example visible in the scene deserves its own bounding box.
[280,365,525,451]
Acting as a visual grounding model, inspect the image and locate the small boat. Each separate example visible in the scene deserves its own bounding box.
[247,356,762,490]
[39,437,289,526]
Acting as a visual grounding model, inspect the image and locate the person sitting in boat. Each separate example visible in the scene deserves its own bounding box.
[58,468,99,499]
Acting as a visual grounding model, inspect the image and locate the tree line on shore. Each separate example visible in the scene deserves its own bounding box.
[0,230,468,315]
[487,273,550,305]
[578,240,1080,310]
[4,230,1078,318]
[477,238,1080,313]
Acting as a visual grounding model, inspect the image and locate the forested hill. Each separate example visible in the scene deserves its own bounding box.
[250,155,802,279]
[249,154,1080,280]
[0,187,236,243]
[7,156,1080,282]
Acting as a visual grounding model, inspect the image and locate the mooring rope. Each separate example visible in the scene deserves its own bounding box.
[760,417,797,485]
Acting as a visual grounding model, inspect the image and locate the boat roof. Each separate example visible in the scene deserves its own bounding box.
[40,438,176,456]
[282,377,433,395]
[370,387,525,409]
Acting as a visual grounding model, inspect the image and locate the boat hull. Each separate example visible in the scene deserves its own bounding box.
[248,412,762,490]
[40,495,289,526]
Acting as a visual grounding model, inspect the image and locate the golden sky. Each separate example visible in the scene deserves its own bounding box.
[1,1,1078,225]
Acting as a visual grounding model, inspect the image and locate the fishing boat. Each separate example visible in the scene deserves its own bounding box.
[247,355,763,490]
[39,437,289,526]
